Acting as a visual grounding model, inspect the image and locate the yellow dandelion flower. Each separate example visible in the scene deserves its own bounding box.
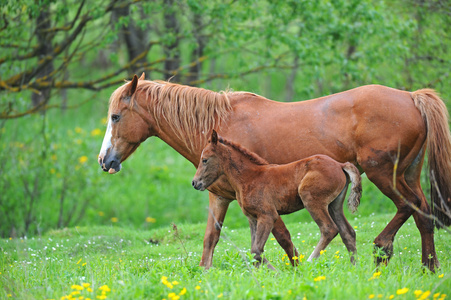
[434,293,441,298]
[313,276,326,282]
[179,288,186,296]
[172,281,179,285]
[369,294,375,299]
[320,249,326,255]
[86,288,93,292]
[50,168,56,174]
[145,217,156,223]
[165,282,173,289]
[111,217,118,223]
[397,288,409,295]
[195,286,201,290]
[218,293,223,298]
[377,295,383,298]
[75,139,82,145]
[91,129,102,136]
[302,240,305,243]
[51,154,57,161]
[419,291,431,300]
[335,250,340,254]
[414,290,423,297]
[76,259,82,265]
[98,285,111,292]
[71,291,81,295]
[369,271,381,280]
[79,156,88,164]
[96,296,106,300]
[75,127,83,133]
[98,211,104,217]
[389,295,394,300]
[71,285,84,290]
[438,274,444,278]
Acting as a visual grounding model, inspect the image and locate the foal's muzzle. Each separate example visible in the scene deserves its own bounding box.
[192,180,205,191]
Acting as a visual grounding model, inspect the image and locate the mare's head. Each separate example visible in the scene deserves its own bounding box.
[98,73,154,174]
[192,130,225,191]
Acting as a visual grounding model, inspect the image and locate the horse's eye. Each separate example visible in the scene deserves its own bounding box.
[202,159,208,164]
[111,114,120,123]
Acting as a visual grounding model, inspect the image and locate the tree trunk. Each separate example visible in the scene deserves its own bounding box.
[31,3,54,108]
[163,0,181,81]
[112,3,148,75]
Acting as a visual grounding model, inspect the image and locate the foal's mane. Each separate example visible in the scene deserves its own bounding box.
[218,137,269,165]
[109,80,247,152]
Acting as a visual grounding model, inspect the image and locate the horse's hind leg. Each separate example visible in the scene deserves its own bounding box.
[365,171,422,267]
[404,146,439,270]
[328,185,357,264]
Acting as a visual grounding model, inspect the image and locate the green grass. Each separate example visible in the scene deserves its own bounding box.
[1,213,450,300]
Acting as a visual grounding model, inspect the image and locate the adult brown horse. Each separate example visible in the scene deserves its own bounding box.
[98,73,451,272]
[192,130,362,269]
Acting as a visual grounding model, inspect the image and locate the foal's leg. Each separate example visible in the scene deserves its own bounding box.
[271,217,300,266]
[328,185,357,264]
[301,192,339,261]
[251,214,278,270]
[200,193,231,269]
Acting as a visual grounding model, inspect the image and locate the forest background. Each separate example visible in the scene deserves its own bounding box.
[0,0,450,238]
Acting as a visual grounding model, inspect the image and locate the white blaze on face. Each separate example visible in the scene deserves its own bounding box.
[98,119,113,164]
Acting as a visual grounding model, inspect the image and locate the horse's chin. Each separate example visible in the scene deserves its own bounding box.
[108,164,122,174]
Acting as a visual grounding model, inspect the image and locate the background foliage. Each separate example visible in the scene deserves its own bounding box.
[0,0,450,238]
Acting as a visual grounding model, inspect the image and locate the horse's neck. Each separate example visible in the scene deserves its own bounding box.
[155,129,202,166]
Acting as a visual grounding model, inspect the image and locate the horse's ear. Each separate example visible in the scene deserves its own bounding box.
[211,130,218,145]
[125,75,138,97]
[138,72,145,80]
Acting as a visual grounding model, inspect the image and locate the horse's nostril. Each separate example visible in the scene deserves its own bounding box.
[192,180,196,187]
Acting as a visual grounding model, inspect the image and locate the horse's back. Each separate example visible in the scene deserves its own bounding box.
[224,85,426,169]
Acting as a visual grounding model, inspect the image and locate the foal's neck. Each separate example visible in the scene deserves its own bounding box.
[221,149,264,189]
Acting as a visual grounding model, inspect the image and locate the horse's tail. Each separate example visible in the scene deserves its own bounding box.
[412,89,451,228]
[342,162,362,214]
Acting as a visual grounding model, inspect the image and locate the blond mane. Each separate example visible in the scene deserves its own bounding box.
[109,80,239,152]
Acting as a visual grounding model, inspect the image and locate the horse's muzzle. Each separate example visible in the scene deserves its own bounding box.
[99,153,122,174]
[192,179,205,191]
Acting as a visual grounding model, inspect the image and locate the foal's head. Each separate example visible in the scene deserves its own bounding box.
[98,73,155,174]
[192,130,225,191]
[192,130,268,191]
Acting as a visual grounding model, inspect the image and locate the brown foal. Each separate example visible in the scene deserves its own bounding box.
[192,130,362,269]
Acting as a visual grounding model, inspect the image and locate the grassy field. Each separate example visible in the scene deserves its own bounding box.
[1,212,450,300]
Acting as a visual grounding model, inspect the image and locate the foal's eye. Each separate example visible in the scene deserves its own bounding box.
[111,114,120,123]
[202,159,208,164]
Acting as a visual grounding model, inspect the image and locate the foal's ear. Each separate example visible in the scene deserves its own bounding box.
[138,72,145,80]
[125,74,139,98]
[211,130,218,145]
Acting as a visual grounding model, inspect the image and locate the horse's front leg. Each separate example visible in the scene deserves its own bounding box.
[199,192,232,269]
[272,216,299,266]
